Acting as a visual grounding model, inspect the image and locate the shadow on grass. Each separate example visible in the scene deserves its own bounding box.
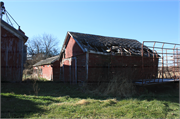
[1,81,179,102]
[1,81,179,118]
[136,82,179,103]
[1,95,46,118]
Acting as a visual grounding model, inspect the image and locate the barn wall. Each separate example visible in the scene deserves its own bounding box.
[60,54,86,83]
[88,53,159,82]
[63,59,70,82]
[88,53,110,82]
[59,36,86,82]
[76,54,86,82]
[52,60,60,81]
[65,36,84,58]
[1,27,26,82]
[111,55,159,81]
[33,65,52,80]
[41,65,53,80]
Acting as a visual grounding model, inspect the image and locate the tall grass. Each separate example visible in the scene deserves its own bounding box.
[83,70,137,97]
[1,82,179,118]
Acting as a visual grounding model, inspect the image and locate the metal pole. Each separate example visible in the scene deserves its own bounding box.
[153,42,156,82]
[162,43,164,82]
[166,49,168,78]
[173,45,176,81]
[176,48,178,80]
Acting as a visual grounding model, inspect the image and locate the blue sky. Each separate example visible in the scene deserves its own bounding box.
[2,0,180,49]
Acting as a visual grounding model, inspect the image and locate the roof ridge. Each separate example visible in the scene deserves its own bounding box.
[33,55,59,66]
[68,31,137,41]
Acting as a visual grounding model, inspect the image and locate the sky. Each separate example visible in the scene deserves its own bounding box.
[1,0,180,49]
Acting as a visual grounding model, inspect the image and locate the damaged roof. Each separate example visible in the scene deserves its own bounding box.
[62,31,156,57]
[33,55,59,67]
[70,31,141,49]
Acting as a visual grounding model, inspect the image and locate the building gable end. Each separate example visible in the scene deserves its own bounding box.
[1,20,28,42]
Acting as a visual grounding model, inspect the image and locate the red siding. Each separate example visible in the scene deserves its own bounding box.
[76,54,86,82]
[52,60,60,81]
[33,65,53,80]
[63,60,70,82]
[59,36,86,82]
[42,65,53,80]
[1,27,26,82]
[65,36,83,58]
[88,53,159,82]
[60,53,86,83]
[88,53,110,82]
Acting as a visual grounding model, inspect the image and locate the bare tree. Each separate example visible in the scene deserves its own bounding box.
[24,33,60,74]
[26,33,60,59]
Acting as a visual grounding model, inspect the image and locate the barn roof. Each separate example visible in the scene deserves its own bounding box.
[33,55,59,67]
[60,31,156,58]
[1,20,28,43]
[69,31,141,49]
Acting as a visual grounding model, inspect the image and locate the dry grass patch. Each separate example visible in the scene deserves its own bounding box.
[55,102,72,106]
[102,98,118,107]
[75,99,91,106]
[103,98,118,104]
[53,99,92,106]
[83,71,137,98]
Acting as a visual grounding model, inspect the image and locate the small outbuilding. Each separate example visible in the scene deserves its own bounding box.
[59,32,159,83]
[33,55,60,81]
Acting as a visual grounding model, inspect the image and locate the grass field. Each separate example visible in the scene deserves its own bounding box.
[1,81,179,118]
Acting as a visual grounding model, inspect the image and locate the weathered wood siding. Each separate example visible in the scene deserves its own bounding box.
[65,37,84,58]
[52,60,60,81]
[60,36,86,82]
[1,27,26,82]
[88,53,159,82]
[41,65,53,80]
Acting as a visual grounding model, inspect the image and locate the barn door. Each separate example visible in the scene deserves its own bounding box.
[63,58,77,83]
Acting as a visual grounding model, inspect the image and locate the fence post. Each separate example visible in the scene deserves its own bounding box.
[141,41,144,85]
[162,43,164,82]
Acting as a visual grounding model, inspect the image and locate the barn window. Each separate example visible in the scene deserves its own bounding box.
[47,65,49,67]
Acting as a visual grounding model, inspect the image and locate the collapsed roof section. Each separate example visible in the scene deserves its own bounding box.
[68,32,157,57]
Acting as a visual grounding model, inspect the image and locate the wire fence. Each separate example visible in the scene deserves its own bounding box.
[140,41,180,84]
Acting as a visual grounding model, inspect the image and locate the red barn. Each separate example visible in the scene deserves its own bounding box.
[1,20,28,82]
[58,32,159,83]
[33,55,60,81]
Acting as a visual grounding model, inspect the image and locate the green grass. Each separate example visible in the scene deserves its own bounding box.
[22,74,49,81]
[1,82,179,118]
